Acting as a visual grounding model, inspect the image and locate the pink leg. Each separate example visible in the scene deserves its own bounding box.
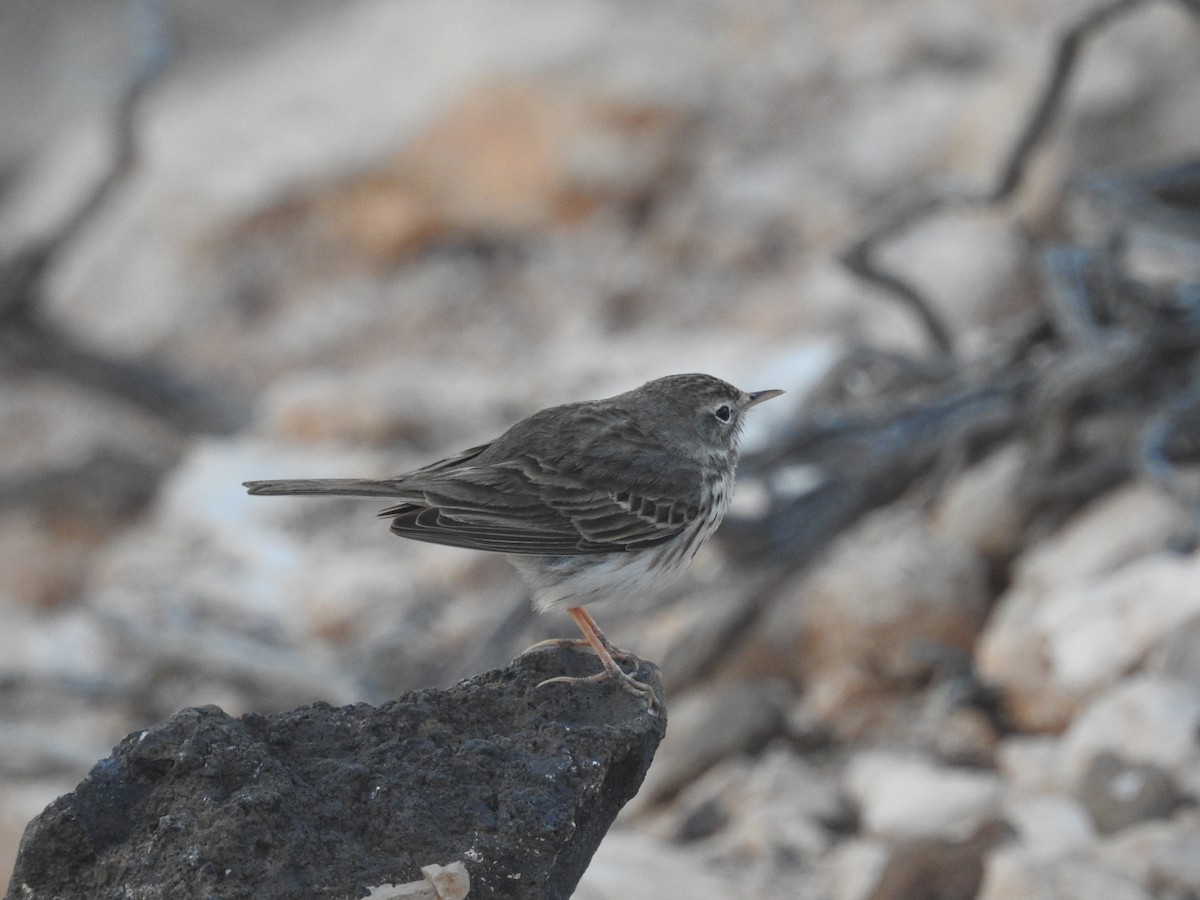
[535,607,658,710]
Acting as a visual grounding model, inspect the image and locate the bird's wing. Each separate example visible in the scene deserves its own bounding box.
[379,453,702,555]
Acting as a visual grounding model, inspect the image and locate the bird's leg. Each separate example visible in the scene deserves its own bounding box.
[523,606,635,661]
[536,607,658,709]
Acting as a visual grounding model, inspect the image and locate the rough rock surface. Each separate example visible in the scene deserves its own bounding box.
[5,647,665,900]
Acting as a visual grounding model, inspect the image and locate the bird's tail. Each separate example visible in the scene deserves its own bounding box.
[243,478,403,497]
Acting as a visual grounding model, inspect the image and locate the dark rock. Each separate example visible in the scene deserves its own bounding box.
[5,647,666,900]
[1077,751,1183,835]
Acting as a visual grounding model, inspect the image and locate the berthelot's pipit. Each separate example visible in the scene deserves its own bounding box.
[244,373,782,709]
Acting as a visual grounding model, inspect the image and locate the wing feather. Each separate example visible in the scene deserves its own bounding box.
[380,452,700,555]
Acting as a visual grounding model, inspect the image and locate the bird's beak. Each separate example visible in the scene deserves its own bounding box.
[747,388,785,407]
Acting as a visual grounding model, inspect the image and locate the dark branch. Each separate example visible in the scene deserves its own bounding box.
[839,0,1171,355]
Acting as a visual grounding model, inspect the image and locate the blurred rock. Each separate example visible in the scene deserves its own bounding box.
[844,752,1002,840]
[254,362,518,452]
[975,589,1088,733]
[1060,677,1200,796]
[107,619,364,719]
[995,735,1068,797]
[652,566,782,692]
[0,376,182,607]
[1002,794,1095,859]
[84,437,473,678]
[787,508,989,734]
[659,744,846,857]
[240,78,685,269]
[0,602,109,685]
[1089,815,1200,895]
[978,850,1153,900]
[878,210,1031,336]
[827,838,892,900]
[34,0,763,381]
[0,517,90,612]
[931,442,1028,561]
[977,488,1199,732]
[6,647,665,900]
[1008,484,1185,594]
[1154,612,1200,685]
[866,818,1013,900]
[0,376,181,487]
[631,679,791,809]
[932,706,1000,768]
[1077,752,1182,835]
[572,831,737,900]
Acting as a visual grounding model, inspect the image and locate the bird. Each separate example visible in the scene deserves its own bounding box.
[244,373,783,710]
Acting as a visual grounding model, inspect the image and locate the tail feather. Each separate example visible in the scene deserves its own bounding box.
[243,478,403,498]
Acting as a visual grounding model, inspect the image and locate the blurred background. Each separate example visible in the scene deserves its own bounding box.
[2,0,1200,896]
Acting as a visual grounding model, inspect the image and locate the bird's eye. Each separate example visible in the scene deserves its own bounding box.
[714,404,732,423]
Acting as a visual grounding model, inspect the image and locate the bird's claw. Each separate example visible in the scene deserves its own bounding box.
[536,667,661,712]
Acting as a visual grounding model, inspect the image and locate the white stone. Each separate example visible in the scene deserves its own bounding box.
[932,443,1028,559]
[572,831,734,900]
[979,849,1152,900]
[996,736,1068,796]
[657,744,839,860]
[1060,676,1200,786]
[1038,554,1200,691]
[631,681,792,809]
[825,838,891,900]
[844,752,1002,839]
[976,583,1074,731]
[978,501,1200,731]
[363,881,435,899]
[793,508,989,724]
[1013,484,1184,594]
[1091,817,1200,890]
[420,861,470,900]
[878,210,1028,334]
[1002,793,1095,859]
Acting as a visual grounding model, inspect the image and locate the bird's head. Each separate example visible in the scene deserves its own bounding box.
[635,373,784,461]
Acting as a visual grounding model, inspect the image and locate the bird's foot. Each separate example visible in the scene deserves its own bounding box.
[536,665,660,711]
[529,605,660,711]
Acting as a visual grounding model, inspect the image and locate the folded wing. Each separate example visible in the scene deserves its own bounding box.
[381,453,700,555]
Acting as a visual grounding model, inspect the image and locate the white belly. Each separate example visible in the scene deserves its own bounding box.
[512,478,730,612]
